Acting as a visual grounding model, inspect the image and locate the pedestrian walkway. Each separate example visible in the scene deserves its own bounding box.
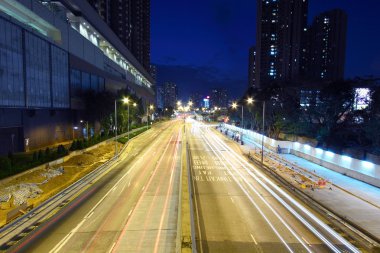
[282,154,380,209]
[217,126,380,243]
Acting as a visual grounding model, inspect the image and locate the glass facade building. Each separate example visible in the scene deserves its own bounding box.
[0,0,154,154]
[0,17,24,107]
[0,17,70,109]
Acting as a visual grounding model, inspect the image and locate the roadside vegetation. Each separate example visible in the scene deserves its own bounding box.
[231,79,380,158]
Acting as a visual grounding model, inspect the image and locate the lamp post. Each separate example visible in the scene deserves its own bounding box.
[232,98,265,163]
[232,97,253,129]
[147,104,154,129]
[123,97,130,141]
[80,120,89,139]
[246,97,253,130]
[114,98,130,157]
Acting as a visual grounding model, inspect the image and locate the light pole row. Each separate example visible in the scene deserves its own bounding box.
[176,100,193,112]
[115,97,137,156]
[146,104,154,129]
[231,97,266,164]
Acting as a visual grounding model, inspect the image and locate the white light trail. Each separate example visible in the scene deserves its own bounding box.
[204,126,360,253]
[202,132,311,253]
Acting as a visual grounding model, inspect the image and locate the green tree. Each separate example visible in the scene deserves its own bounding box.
[300,81,355,146]
[0,157,11,172]
[38,150,44,162]
[363,86,380,152]
[32,151,38,162]
[45,147,51,158]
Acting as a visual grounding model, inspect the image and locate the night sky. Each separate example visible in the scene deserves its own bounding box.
[151,0,380,100]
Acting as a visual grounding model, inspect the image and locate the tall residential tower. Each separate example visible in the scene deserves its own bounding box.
[255,0,308,88]
[306,9,347,82]
[88,0,151,72]
[248,46,257,88]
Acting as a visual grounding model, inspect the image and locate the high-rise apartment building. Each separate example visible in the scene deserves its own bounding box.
[305,9,347,82]
[255,0,308,88]
[88,0,150,72]
[190,92,203,108]
[164,82,178,109]
[248,46,257,88]
[211,88,228,108]
[156,85,164,110]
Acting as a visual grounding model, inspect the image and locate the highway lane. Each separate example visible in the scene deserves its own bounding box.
[187,120,360,253]
[9,120,183,253]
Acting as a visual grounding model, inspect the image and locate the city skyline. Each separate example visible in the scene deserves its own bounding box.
[152,0,380,99]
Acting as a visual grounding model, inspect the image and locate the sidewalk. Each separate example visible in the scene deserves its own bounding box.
[218,127,380,242]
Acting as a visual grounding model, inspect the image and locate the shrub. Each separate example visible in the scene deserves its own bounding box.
[57,145,67,155]
[38,150,44,162]
[70,140,77,151]
[45,147,50,157]
[32,152,38,162]
[77,140,83,150]
[0,157,11,171]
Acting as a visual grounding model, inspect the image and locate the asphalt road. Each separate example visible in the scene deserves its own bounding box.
[187,120,359,253]
[10,120,183,253]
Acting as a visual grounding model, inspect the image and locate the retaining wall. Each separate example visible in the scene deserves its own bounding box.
[223,124,380,188]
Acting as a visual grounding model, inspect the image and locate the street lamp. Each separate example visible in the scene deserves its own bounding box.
[246,98,266,164]
[114,98,130,156]
[147,104,154,129]
[231,102,244,129]
[80,120,89,139]
[231,98,265,163]
[123,97,130,141]
[72,126,79,140]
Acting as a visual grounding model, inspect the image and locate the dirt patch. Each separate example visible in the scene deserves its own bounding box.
[0,142,122,227]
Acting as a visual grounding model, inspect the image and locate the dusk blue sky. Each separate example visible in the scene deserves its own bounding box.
[151,0,380,100]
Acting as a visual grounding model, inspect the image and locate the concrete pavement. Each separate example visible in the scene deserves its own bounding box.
[187,121,348,253]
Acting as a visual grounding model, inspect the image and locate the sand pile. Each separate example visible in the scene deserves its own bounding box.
[0,142,122,226]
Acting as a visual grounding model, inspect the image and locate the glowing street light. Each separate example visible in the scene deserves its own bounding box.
[247,97,254,104]
[147,104,154,129]
[123,97,132,141]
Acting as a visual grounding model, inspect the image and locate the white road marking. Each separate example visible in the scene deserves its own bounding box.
[250,234,258,245]
[108,242,116,253]
[302,237,311,246]
[205,126,359,253]
[85,212,94,219]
